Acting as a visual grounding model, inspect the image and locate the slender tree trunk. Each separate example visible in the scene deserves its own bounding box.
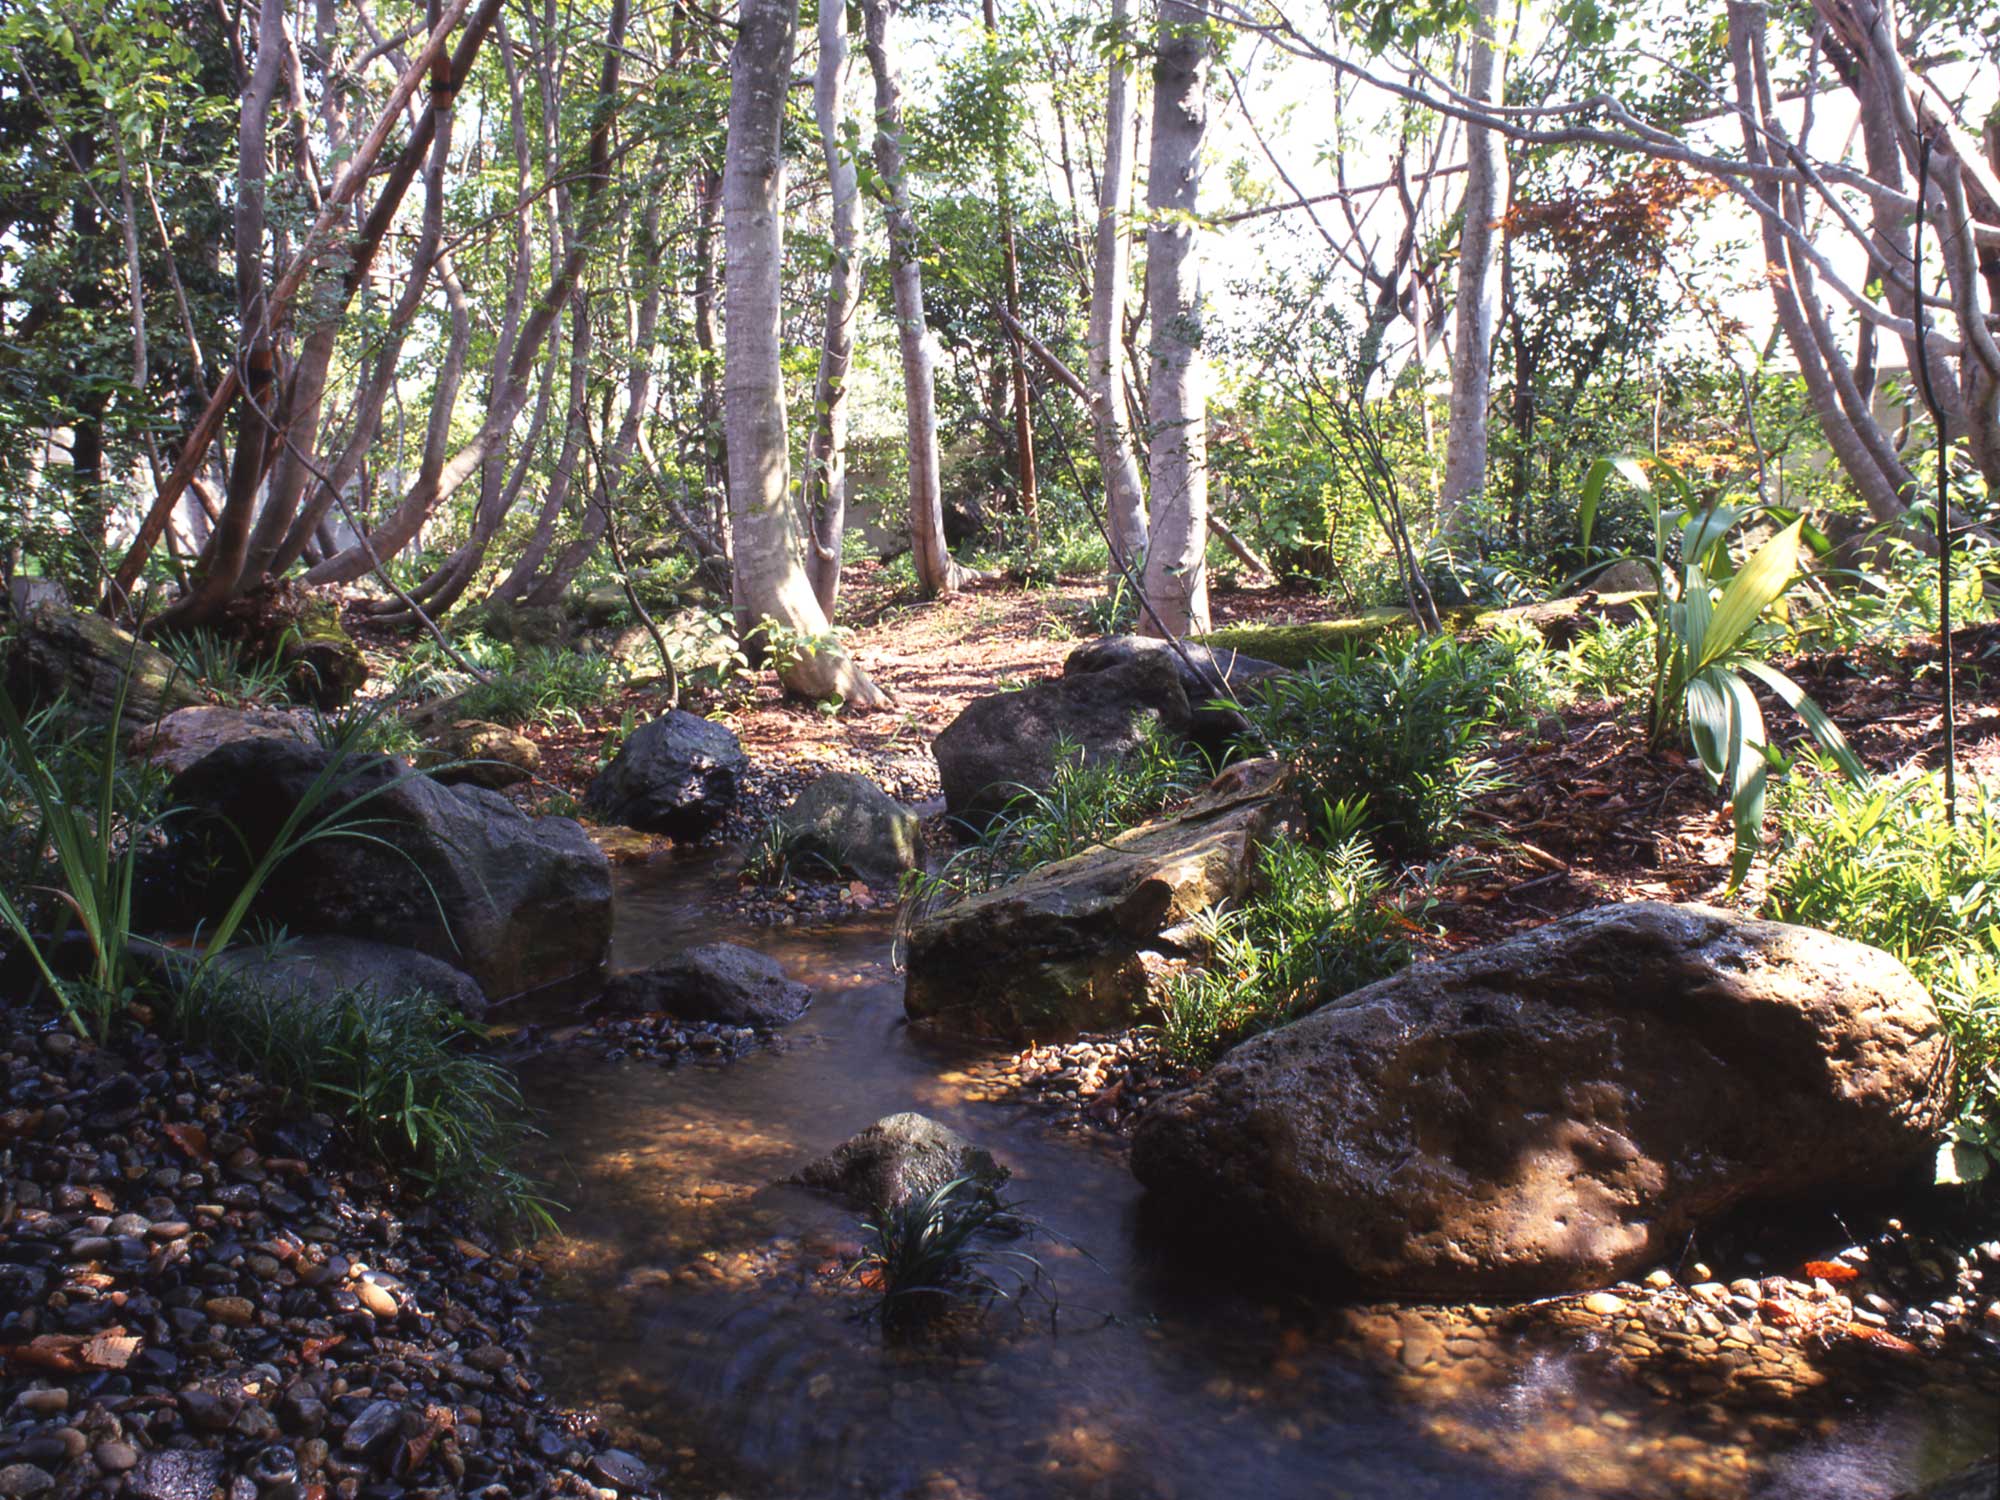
[1138,0,1212,637]
[1089,0,1148,574]
[726,0,887,705]
[860,0,970,598]
[984,0,1039,547]
[1436,0,1507,548]
[805,0,861,613]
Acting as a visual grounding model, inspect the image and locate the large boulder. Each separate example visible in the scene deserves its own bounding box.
[4,598,204,732]
[602,941,811,1028]
[149,935,489,1022]
[1131,902,1950,1299]
[583,710,745,838]
[905,758,1297,1040]
[793,1112,1007,1211]
[932,652,1191,826]
[765,771,922,884]
[129,705,313,777]
[169,739,611,1002]
[1064,636,1287,749]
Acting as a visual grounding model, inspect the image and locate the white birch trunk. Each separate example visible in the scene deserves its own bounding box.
[1090,0,1148,576]
[1138,0,1211,637]
[860,0,968,598]
[725,0,887,706]
[805,0,860,612]
[1437,0,1508,546]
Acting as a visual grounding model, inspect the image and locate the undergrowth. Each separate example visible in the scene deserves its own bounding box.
[1767,765,2000,1182]
[850,1176,1055,1340]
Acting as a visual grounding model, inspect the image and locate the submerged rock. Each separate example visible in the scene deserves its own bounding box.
[584,709,746,838]
[603,941,811,1028]
[932,652,1191,826]
[764,771,922,883]
[169,739,611,1001]
[905,758,1297,1041]
[794,1112,1007,1211]
[1131,902,1950,1298]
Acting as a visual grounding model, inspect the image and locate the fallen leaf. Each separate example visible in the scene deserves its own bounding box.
[81,1331,139,1370]
[300,1334,345,1365]
[1802,1260,1859,1284]
[162,1122,210,1161]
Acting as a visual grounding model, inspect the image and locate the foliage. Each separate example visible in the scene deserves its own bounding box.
[169,968,549,1224]
[1563,608,1657,702]
[1235,632,1528,858]
[455,647,623,729]
[1766,768,2000,1183]
[158,628,296,707]
[1581,455,1865,887]
[850,1176,1050,1338]
[0,681,168,1037]
[1157,829,1415,1067]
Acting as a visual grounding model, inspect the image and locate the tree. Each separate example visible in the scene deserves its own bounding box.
[1435,0,1507,547]
[1089,0,1149,575]
[860,0,972,598]
[805,0,861,613]
[1140,0,1214,637]
[724,0,888,705]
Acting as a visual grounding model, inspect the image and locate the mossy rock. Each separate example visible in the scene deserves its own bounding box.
[1195,591,1652,669]
[3,601,206,732]
[280,600,367,709]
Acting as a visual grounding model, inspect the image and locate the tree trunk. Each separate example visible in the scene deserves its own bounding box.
[1089,0,1148,574]
[1138,0,1212,638]
[860,0,970,598]
[805,0,861,613]
[725,0,887,705]
[1436,0,1507,548]
[985,0,1039,548]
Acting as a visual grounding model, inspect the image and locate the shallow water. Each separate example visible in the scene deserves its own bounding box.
[521,853,1999,1500]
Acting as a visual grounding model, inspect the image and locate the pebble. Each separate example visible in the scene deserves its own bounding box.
[0,1465,53,1498]
[1582,1292,1627,1317]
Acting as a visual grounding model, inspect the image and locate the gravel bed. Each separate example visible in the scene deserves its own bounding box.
[0,1012,662,1500]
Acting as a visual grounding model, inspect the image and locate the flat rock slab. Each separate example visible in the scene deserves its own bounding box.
[1132,902,1950,1299]
[904,758,1297,1041]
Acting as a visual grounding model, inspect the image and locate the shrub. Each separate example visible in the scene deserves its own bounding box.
[1766,767,2000,1181]
[170,969,550,1224]
[454,646,621,728]
[1156,833,1414,1068]
[158,628,296,706]
[1564,609,1656,702]
[1236,633,1516,858]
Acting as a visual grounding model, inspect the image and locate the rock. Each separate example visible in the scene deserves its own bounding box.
[1589,559,1656,594]
[341,1399,404,1459]
[171,933,491,1022]
[1131,902,1950,1297]
[92,1442,139,1474]
[276,596,368,709]
[933,652,1192,827]
[1583,1292,1628,1317]
[794,1112,1007,1211]
[1064,636,1287,750]
[1893,1460,2000,1500]
[3,599,205,732]
[573,583,628,629]
[584,709,746,838]
[0,1465,52,1498]
[905,758,1297,1040]
[603,942,811,1028]
[128,704,315,777]
[169,739,612,1001]
[764,771,922,883]
[588,1449,653,1491]
[423,719,541,790]
[127,1450,225,1500]
[942,492,994,549]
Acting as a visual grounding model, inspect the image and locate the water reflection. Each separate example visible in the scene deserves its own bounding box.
[520,852,1998,1500]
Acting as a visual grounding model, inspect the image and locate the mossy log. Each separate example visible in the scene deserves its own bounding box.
[1195,590,1652,669]
[3,601,206,731]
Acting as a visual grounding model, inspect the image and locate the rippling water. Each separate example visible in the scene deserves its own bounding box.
[519,853,1999,1500]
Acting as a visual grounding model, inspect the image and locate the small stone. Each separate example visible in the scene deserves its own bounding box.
[0,1465,53,1497]
[1582,1291,1627,1317]
[205,1295,255,1327]
[93,1442,139,1474]
[355,1280,399,1319]
[341,1399,404,1459]
[587,1450,652,1490]
[1644,1270,1674,1290]
[12,1388,68,1416]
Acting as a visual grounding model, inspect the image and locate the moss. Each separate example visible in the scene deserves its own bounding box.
[281,602,368,709]
[1196,591,1651,669]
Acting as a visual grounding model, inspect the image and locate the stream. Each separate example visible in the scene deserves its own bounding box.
[517,853,2000,1500]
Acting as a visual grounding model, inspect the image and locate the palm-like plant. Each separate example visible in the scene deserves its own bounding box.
[1580,455,1867,887]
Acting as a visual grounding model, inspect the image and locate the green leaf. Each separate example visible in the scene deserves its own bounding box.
[1699,519,1802,670]
[1937,1138,1992,1185]
[1737,660,1867,785]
